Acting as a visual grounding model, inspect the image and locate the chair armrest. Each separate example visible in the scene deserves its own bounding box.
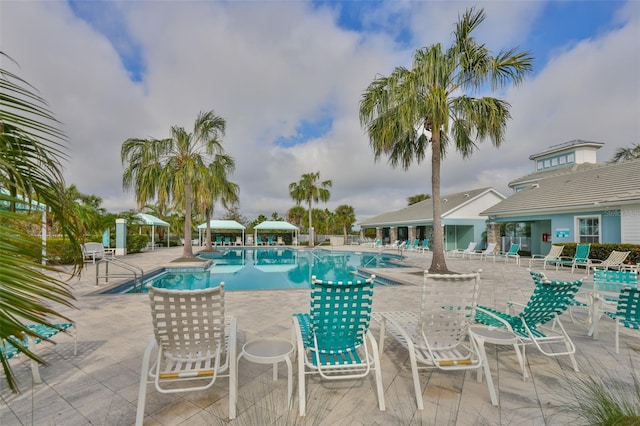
[475,306,515,332]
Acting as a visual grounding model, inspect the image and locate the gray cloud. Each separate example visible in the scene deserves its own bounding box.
[2,1,638,224]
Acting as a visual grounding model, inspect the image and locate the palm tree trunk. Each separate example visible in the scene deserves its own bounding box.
[204,207,213,251]
[429,133,448,273]
[308,199,314,247]
[183,181,194,258]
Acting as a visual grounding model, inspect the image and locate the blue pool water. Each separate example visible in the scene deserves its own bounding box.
[115,248,404,293]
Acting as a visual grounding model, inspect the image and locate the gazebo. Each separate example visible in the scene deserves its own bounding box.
[253,220,299,246]
[197,220,246,245]
[135,213,170,250]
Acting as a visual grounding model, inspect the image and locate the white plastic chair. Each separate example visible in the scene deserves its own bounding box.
[374,271,496,409]
[136,284,237,424]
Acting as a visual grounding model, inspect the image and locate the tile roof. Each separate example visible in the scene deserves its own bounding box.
[483,159,640,216]
[359,187,501,226]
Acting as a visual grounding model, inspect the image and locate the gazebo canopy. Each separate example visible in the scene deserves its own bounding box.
[135,213,170,227]
[197,219,246,230]
[134,213,170,249]
[253,220,298,231]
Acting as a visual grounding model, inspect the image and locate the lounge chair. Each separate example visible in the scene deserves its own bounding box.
[136,284,237,424]
[486,243,521,265]
[224,237,231,246]
[550,243,591,273]
[446,242,477,258]
[256,236,263,246]
[475,275,583,380]
[1,323,77,384]
[292,275,385,416]
[602,287,640,353]
[586,250,631,275]
[467,242,497,260]
[374,271,498,408]
[235,236,243,246]
[267,236,274,246]
[528,245,564,269]
[587,269,638,341]
[277,236,284,245]
[419,239,430,253]
[215,236,223,246]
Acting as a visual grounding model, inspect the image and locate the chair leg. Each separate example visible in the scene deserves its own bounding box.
[26,336,42,384]
[367,332,385,411]
[136,340,156,426]
[615,320,620,354]
[406,340,424,410]
[298,346,306,416]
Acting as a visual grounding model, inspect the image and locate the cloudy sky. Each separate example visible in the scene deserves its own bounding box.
[2,1,639,224]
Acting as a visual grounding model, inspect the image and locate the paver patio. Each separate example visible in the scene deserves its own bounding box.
[1,245,638,425]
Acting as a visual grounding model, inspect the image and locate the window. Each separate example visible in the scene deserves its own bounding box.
[544,159,551,168]
[576,216,600,243]
[559,156,566,165]
[537,160,544,170]
[551,158,558,166]
[567,153,575,163]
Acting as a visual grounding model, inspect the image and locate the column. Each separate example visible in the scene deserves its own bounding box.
[116,218,127,256]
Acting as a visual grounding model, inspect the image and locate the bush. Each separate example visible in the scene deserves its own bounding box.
[127,234,149,253]
[46,237,82,265]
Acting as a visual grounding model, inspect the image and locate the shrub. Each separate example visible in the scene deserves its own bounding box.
[127,234,149,253]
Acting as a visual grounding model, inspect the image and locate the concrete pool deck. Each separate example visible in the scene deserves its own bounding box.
[1,245,639,425]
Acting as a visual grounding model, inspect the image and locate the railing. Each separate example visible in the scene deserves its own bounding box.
[95,257,144,289]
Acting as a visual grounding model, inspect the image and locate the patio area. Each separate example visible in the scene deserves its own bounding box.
[1,245,639,425]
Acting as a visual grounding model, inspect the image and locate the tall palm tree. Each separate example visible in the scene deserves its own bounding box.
[194,154,239,251]
[359,8,533,273]
[289,171,332,247]
[609,143,640,163]
[334,204,356,243]
[1,52,79,391]
[122,110,229,258]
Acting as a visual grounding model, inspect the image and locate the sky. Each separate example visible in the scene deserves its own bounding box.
[2,0,639,225]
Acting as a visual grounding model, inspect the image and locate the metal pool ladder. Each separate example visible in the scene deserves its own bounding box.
[95,257,144,288]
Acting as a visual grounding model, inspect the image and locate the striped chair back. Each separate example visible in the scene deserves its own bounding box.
[148,284,226,360]
[310,275,375,354]
[520,279,583,333]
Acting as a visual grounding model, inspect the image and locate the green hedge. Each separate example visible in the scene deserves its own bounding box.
[554,243,640,264]
[127,234,149,253]
[46,237,82,264]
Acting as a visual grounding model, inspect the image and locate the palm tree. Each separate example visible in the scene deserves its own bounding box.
[286,205,306,228]
[407,194,431,206]
[1,52,79,391]
[122,110,229,258]
[359,8,533,273]
[334,204,356,243]
[289,171,332,247]
[609,143,640,163]
[194,154,239,251]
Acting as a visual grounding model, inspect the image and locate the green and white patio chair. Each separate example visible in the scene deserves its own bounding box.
[485,243,521,265]
[374,271,498,408]
[587,268,638,341]
[1,322,77,384]
[136,283,237,424]
[550,243,591,273]
[292,274,385,416]
[475,276,583,380]
[603,287,640,353]
[419,238,430,252]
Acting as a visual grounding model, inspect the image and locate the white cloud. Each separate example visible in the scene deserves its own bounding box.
[2,1,638,224]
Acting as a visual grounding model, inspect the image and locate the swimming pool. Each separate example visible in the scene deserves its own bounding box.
[109,248,404,293]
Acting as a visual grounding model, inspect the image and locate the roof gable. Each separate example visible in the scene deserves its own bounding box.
[484,159,640,216]
[359,187,505,227]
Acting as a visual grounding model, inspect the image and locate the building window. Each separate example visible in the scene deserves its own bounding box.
[559,156,566,165]
[537,160,544,170]
[576,216,600,243]
[567,153,575,163]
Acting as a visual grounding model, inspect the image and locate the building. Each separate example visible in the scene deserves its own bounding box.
[359,187,506,250]
[482,140,640,255]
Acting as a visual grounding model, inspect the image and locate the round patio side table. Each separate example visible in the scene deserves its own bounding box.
[237,337,294,409]
[470,325,525,381]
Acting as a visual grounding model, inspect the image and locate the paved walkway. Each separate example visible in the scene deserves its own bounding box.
[1,245,639,425]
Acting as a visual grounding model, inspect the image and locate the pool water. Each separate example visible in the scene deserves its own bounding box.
[125,248,403,293]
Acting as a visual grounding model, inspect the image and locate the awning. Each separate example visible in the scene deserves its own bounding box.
[197,220,246,246]
[135,213,170,249]
[253,220,299,246]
